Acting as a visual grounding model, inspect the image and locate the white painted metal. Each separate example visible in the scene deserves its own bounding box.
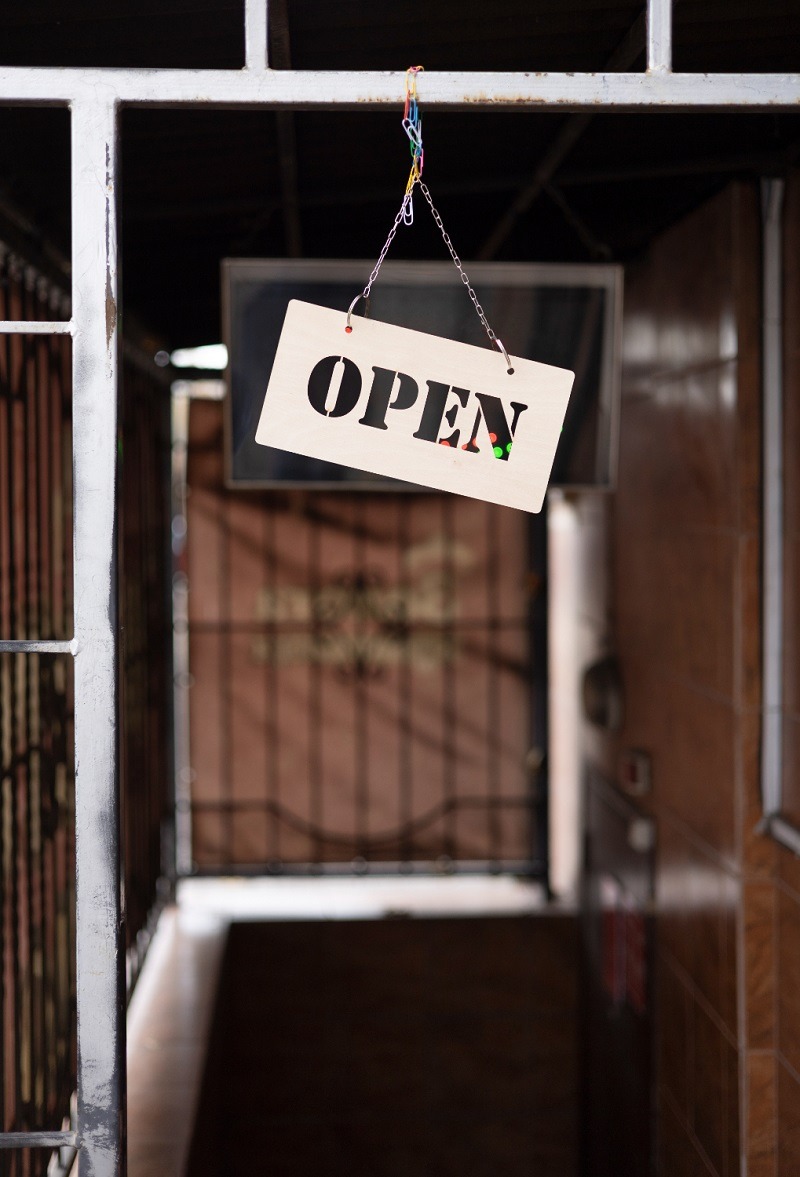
[244,0,268,74]
[0,640,74,653]
[0,69,797,110]
[646,0,673,73]
[71,96,125,1177]
[0,319,72,333]
[767,814,800,857]
[0,1133,76,1149]
[761,179,784,821]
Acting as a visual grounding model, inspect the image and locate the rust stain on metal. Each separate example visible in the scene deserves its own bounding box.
[354,92,551,106]
[105,144,117,348]
[105,269,117,346]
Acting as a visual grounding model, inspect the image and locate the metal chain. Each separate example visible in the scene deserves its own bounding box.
[352,180,498,346]
[416,180,498,347]
[360,190,414,303]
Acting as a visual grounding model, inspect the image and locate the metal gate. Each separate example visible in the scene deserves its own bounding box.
[182,396,546,872]
[0,0,797,1172]
[0,244,172,1173]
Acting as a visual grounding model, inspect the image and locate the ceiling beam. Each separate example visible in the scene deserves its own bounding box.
[543,183,612,260]
[477,7,651,259]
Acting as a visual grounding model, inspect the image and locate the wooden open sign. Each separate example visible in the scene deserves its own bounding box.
[255,300,574,513]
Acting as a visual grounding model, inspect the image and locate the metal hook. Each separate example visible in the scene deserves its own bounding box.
[346,293,370,331]
[495,338,515,375]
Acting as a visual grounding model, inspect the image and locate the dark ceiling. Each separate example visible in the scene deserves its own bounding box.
[0,1,799,350]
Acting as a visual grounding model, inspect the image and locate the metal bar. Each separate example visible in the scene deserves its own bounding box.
[8,277,27,1146]
[71,96,125,1177]
[219,492,233,865]
[542,182,611,259]
[0,70,797,110]
[24,301,48,1138]
[265,504,280,864]
[0,641,73,653]
[761,179,784,818]
[397,498,412,865]
[527,512,549,885]
[190,857,541,878]
[244,0,268,74]
[442,497,457,861]
[485,503,502,864]
[647,0,673,73]
[766,814,800,857]
[186,617,526,633]
[0,1131,77,1149]
[308,515,323,865]
[354,498,369,863]
[0,321,73,335]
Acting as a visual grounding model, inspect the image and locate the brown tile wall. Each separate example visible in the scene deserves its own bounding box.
[775,175,800,1177]
[576,178,800,1174]
[610,188,754,1177]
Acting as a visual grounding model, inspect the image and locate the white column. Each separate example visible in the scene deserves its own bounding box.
[71,95,125,1177]
[646,0,673,73]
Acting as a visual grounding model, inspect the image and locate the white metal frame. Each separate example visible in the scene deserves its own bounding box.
[0,0,797,1172]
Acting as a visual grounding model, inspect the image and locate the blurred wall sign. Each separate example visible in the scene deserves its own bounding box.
[255,300,574,513]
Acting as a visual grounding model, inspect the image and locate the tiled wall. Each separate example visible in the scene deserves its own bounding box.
[782,180,800,829]
[577,178,800,1175]
[775,176,800,1177]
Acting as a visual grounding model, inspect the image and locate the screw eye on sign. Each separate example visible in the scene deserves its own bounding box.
[255,301,574,513]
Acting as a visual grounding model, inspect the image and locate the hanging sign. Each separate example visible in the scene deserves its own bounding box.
[255,300,574,513]
[255,68,574,512]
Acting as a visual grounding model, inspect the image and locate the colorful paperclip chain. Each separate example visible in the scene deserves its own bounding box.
[402,66,424,223]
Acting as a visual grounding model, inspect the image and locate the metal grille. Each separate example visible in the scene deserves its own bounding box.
[0,243,174,1166]
[0,249,76,1170]
[185,400,546,874]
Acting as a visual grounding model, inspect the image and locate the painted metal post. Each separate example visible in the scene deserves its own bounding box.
[761,180,785,818]
[646,0,673,73]
[245,0,268,73]
[71,97,125,1177]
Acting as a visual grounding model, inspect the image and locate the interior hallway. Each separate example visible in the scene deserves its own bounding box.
[129,176,800,1177]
